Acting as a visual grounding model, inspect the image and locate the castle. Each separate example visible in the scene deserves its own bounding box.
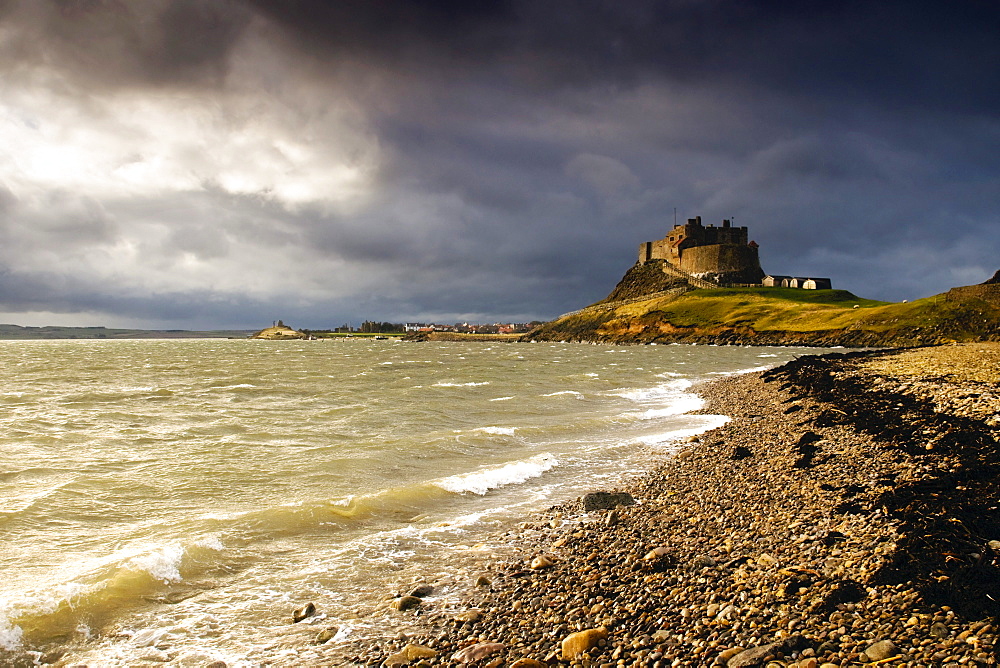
[638,216,831,289]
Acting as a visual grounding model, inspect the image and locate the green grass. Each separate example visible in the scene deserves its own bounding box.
[631,288,890,332]
[688,287,885,306]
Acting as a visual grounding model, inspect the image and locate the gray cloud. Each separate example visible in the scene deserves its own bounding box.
[0,0,251,90]
[0,0,997,328]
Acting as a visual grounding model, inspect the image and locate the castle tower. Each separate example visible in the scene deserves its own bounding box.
[637,216,764,285]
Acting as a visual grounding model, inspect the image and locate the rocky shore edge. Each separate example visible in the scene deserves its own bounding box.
[338,344,999,668]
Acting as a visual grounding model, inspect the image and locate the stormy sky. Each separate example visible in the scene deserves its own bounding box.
[1,0,998,329]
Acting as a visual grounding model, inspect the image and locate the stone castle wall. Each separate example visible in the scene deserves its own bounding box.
[679,244,760,277]
[637,216,765,285]
[638,239,674,264]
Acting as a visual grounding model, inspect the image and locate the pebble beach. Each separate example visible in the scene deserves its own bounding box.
[338,344,999,668]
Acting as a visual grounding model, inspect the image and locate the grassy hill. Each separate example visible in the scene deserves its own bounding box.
[527,282,1000,347]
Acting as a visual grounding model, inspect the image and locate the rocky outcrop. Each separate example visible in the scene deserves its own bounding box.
[599,260,690,303]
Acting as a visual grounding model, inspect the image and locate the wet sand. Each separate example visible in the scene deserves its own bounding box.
[341,344,999,667]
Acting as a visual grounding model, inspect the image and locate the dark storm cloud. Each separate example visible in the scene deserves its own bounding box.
[1,0,251,89]
[252,0,1000,111]
[1,0,998,327]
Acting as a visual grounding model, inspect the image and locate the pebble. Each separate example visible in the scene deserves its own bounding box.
[562,627,608,660]
[452,642,505,664]
[863,639,898,661]
[291,602,315,623]
[313,626,338,644]
[529,554,555,570]
[392,596,422,611]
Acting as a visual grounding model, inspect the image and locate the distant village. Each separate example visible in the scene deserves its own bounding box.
[402,321,538,334]
[318,320,538,335]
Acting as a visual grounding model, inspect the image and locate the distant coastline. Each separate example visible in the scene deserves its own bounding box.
[0,324,253,340]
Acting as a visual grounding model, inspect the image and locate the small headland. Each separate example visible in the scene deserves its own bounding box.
[338,344,998,667]
[250,322,307,340]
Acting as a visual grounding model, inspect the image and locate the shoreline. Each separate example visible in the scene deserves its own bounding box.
[338,344,998,667]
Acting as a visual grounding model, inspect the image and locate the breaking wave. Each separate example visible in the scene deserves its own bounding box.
[433,454,558,495]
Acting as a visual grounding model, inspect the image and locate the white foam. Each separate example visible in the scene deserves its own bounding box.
[634,415,731,446]
[707,365,771,376]
[130,627,169,648]
[476,426,517,436]
[630,394,704,419]
[489,396,514,402]
[432,381,490,387]
[757,353,778,358]
[194,535,225,551]
[129,544,185,584]
[612,379,691,402]
[434,454,557,495]
[0,611,23,651]
[542,390,582,397]
[214,384,256,390]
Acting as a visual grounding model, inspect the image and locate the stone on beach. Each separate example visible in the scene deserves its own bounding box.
[509,659,546,668]
[453,609,482,623]
[561,626,607,660]
[291,602,316,623]
[452,642,505,663]
[314,626,338,644]
[529,554,555,570]
[384,642,436,666]
[863,639,898,661]
[408,584,434,598]
[642,546,671,560]
[392,595,423,611]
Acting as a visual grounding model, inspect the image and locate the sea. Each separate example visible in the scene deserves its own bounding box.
[0,339,824,666]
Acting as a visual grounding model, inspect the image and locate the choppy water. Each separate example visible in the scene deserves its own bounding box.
[0,339,821,666]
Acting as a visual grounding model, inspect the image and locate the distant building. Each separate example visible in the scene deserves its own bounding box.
[763,275,832,290]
